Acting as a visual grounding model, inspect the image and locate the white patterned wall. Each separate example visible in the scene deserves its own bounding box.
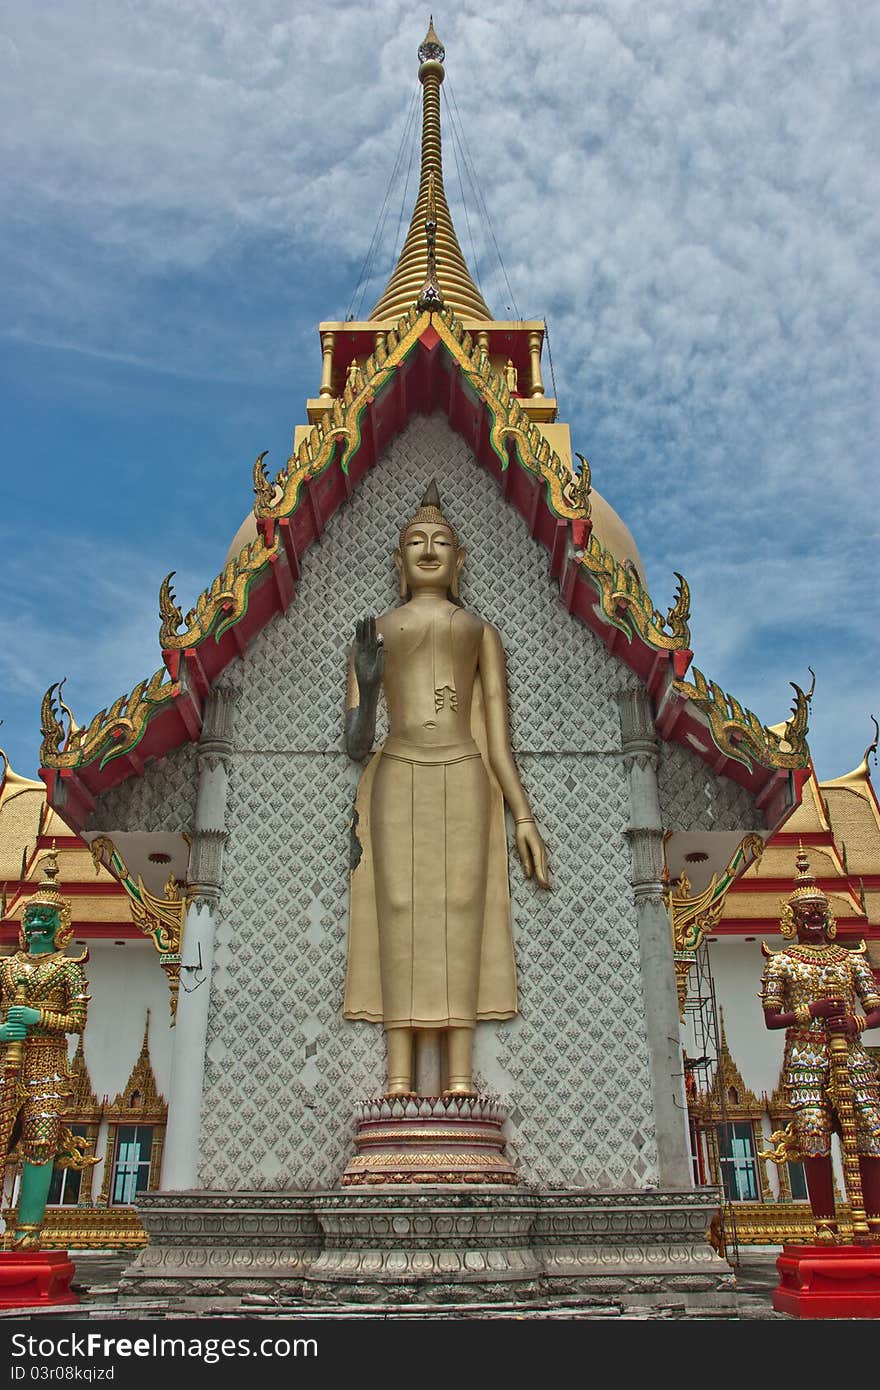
[88,743,197,833]
[658,740,764,832]
[199,414,659,1189]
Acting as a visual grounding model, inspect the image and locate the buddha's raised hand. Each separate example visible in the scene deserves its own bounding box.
[353,615,385,691]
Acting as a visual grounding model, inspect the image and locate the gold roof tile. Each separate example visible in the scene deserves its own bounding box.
[821,787,880,875]
[6,894,129,926]
[724,888,861,920]
[0,789,43,878]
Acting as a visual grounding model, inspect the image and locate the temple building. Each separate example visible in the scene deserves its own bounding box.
[2,21,874,1304]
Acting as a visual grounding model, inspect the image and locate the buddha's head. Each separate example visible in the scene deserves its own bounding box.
[395,482,465,603]
[20,851,73,953]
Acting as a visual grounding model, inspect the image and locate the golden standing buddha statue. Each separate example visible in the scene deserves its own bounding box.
[343,484,549,1097]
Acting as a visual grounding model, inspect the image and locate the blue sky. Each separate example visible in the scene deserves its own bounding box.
[0,0,877,784]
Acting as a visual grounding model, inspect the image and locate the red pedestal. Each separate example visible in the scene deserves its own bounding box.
[0,1251,78,1309]
[773,1244,880,1318]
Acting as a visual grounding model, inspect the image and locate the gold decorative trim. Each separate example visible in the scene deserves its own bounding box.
[672,668,811,772]
[253,305,419,523]
[729,1201,857,1246]
[694,1018,764,1118]
[342,1171,519,1186]
[38,306,807,790]
[345,1151,511,1168]
[158,530,281,651]
[665,833,765,1015]
[69,1037,101,1120]
[41,667,178,772]
[253,305,589,536]
[674,955,693,1017]
[89,838,185,1021]
[98,1124,117,1207]
[2,1205,147,1250]
[576,529,690,651]
[692,1016,772,1201]
[107,1014,166,1120]
[356,1128,502,1146]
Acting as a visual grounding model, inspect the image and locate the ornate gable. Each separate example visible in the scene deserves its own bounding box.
[39,303,809,834]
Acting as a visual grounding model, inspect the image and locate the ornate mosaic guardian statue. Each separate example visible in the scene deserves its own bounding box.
[343,483,549,1097]
[0,852,91,1249]
[761,847,880,1242]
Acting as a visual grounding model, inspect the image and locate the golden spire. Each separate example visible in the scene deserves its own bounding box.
[370,19,492,322]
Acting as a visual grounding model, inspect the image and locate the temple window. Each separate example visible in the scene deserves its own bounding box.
[47,1125,89,1207]
[110,1125,154,1205]
[716,1121,761,1202]
[687,1019,772,1204]
[788,1161,809,1201]
[768,1070,813,1205]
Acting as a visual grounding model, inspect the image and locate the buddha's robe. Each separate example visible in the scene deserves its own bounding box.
[344,605,516,1027]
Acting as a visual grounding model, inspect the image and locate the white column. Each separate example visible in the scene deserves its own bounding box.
[618,688,693,1189]
[161,684,236,1190]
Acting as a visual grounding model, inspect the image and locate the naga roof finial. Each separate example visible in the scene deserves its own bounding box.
[864,716,879,769]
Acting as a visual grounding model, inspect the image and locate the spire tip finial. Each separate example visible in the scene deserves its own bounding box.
[369,18,491,322]
[419,17,444,66]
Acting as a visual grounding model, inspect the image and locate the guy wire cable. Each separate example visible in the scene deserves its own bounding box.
[446,77,520,319]
[443,85,483,299]
[347,84,419,321]
[543,317,559,403]
[392,93,419,269]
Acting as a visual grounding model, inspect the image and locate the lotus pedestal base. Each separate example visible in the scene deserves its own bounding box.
[340,1094,518,1187]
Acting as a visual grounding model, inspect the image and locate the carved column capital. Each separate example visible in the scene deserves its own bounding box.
[198,683,238,760]
[618,690,662,834]
[626,749,659,775]
[196,750,228,778]
[625,826,666,892]
[186,886,220,908]
[188,827,229,895]
[617,689,659,765]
